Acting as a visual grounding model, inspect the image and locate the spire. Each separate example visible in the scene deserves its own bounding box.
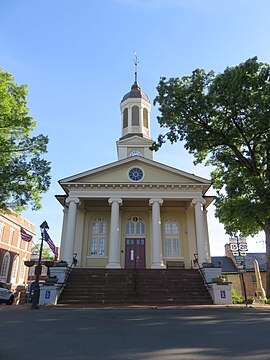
[133,51,139,84]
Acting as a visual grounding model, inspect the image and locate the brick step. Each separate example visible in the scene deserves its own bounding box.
[58,298,212,305]
[61,296,210,302]
[58,268,213,306]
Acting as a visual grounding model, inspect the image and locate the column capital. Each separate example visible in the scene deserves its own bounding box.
[192,197,206,206]
[149,198,163,207]
[108,197,123,206]
[65,197,80,205]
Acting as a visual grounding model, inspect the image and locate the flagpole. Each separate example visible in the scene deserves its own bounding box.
[31,221,49,310]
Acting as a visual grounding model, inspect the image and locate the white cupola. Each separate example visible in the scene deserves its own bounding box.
[117,54,154,160]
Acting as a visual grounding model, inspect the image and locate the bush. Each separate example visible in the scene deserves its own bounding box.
[232,288,244,304]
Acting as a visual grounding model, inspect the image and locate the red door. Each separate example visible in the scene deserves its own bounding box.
[125,238,145,269]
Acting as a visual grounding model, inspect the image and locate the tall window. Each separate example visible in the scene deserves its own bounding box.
[19,259,26,284]
[0,252,10,280]
[126,216,145,235]
[132,106,139,126]
[123,108,128,129]
[8,228,15,245]
[143,108,148,128]
[164,219,180,257]
[0,224,5,242]
[11,255,19,283]
[90,217,106,256]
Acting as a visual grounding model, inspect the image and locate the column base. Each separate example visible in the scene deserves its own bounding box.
[106,263,121,269]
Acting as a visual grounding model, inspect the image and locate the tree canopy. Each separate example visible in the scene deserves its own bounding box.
[0,69,51,212]
[153,57,270,297]
[32,243,55,260]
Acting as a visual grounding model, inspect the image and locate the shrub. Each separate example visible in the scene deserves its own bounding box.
[232,288,244,304]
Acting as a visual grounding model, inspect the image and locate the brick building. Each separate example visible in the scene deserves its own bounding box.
[212,244,266,300]
[0,211,35,298]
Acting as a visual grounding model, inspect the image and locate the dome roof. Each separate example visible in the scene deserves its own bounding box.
[121,82,150,103]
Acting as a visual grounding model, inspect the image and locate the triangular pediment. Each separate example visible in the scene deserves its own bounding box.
[59,157,211,188]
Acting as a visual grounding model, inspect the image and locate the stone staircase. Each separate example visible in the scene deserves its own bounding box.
[58,268,213,306]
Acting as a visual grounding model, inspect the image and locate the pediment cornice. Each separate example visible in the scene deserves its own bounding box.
[63,182,209,192]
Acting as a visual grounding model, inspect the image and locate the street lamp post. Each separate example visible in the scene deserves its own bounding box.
[31,221,49,310]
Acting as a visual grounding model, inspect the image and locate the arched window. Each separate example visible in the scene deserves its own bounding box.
[132,106,139,126]
[11,255,19,283]
[0,252,10,280]
[143,108,148,129]
[19,259,26,284]
[123,108,128,129]
[164,219,180,257]
[90,217,106,256]
[126,216,145,235]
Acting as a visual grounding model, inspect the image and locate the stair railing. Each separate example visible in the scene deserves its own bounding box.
[193,254,210,289]
[58,253,78,293]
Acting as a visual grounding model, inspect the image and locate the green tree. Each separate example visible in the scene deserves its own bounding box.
[32,243,55,260]
[153,57,270,297]
[0,68,51,212]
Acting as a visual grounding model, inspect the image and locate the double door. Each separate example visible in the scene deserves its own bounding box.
[125,238,145,269]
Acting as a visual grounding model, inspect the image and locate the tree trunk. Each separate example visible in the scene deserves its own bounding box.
[264,221,270,298]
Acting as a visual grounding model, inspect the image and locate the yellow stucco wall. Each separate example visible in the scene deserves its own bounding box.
[79,205,193,269]
[76,161,202,184]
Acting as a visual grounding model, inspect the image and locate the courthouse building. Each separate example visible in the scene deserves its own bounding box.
[57,76,214,270]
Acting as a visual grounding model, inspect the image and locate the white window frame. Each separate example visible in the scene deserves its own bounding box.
[89,217,107,257]
[125,216,145,236]
[19,258,27,284]
[0,224,5,242]
[0,252,10,281]
[8,228,15,245]
[163,219,181,258]
[11,255,19,284]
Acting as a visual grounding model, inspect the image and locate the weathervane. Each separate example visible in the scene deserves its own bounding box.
[133,51,139,83]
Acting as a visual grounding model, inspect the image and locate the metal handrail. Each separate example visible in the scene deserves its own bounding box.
[193,254,210,288]
[57,254,77,292]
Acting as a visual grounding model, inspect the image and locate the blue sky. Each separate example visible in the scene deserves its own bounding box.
[1,0,268,254]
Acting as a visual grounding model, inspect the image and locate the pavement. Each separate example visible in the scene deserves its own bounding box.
[1,301,270,311]
[1,302,270,360]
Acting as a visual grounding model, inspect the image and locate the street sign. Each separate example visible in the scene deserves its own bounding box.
[235,255,246,270]
[229,237,248,256]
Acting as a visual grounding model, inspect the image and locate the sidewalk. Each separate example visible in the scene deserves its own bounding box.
[1,302,270,311]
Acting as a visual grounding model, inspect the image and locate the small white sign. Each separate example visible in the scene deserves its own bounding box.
[130,250,134,261]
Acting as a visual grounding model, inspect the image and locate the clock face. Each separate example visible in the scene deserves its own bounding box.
[129,150,142,157]
[128,167,144,182]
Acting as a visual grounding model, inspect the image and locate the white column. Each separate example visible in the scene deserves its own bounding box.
[63,197,80,265]
[204,208,211,263]
[185,207,197,268]
[106,197,122,268]
[149,198,165,269]
[59,208,68,261]
[192,197,207,265]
